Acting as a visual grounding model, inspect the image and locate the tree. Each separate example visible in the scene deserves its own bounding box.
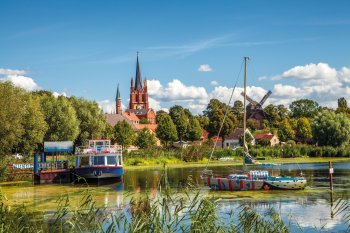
[204,99,236,147]
[69,97,107,146]
[196,114,209,129]
[312,110,350,146]
[0,82,26,156]
[187,117,202,141]
[18,95,48,155]
[277,119,294,142]
[156,110,168,123]
[295,117,312,143]
[135,128,157,149]
[156,114,178,147]
[338,97,348,109]
[264,104,280,127]
[114,120,135,149]
[289,99,319,118]
[169,105,189,141]
[40,95,79,141]
[139,118,150,124]
[232,100,244,126]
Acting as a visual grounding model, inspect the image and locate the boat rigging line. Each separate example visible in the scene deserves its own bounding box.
[203,58,245,174]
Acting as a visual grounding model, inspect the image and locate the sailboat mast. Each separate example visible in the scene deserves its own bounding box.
[243,57,249,168]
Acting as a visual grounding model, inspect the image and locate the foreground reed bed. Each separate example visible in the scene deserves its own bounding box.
[0,175,349,232]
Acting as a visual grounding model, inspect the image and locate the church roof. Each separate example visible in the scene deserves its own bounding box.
[134,54,142,90]
[122,112,139,121]
[105,114,132,127]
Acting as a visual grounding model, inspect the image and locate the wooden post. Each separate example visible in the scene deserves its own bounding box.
[329,161,334,191]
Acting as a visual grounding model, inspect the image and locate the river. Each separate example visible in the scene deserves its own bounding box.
[1,161,349,232]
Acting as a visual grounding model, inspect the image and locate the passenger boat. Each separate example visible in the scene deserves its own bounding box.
[74,139,123,180]
[203,57,307,191]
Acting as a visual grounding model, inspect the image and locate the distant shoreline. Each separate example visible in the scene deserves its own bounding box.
[124,157,350,170]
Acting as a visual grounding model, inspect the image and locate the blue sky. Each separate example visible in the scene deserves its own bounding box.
[1,1,350,113]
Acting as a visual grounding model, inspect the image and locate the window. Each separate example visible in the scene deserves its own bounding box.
[118,156,122,166]
[93,156,105,166]
[80,157,89,166]
[107,156,117,165]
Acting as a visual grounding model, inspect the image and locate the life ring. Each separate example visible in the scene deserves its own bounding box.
[263,184,270,190]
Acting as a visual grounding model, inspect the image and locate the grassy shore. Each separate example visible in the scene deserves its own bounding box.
[124,156,350,170]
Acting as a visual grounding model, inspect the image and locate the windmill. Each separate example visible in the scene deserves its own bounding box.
[240,90,272,120]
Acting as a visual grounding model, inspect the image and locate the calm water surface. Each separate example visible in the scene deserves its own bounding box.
[1,162,349,232]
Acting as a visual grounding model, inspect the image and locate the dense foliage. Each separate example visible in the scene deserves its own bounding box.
[135,128,157,149]
[0,82,108,157]
[114,120,135,149]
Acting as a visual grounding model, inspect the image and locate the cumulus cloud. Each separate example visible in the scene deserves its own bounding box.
[268,63,350,108]
[98,99,126,114]
[210,80,219,86]
[148,79,208,101]
[198,64,213,72]
[0,68,41,91]
[52,92,67,98]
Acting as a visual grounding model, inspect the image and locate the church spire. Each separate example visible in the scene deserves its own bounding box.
[115,83,121,100]
[135,52,142,90]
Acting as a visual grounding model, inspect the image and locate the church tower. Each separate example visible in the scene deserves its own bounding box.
[115,84,122,114]
[129,54,149,110]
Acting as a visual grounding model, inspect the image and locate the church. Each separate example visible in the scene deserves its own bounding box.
[105,55,157,131]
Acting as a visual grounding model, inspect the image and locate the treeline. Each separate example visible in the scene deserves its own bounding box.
[0,82,108,157]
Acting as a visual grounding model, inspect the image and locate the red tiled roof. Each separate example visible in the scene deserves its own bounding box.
[255,132,275,140]
[105,114,132,127]
[122,112,139,121]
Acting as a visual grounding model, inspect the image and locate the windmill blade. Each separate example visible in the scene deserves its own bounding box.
[241,91,256,104]
[259,90,272,106]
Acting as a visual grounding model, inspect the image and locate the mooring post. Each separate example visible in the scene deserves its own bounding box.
[329,161,334,191]
[41,152,45,163]
[34,152,39,174]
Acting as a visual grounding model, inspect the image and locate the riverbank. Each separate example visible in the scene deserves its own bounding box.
[124,156,350,170]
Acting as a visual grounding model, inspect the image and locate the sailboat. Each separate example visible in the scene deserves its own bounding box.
[203,57,307,191]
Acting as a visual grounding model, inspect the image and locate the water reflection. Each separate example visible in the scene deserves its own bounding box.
[0,161,349,232]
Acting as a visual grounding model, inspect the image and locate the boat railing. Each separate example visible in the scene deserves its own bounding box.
[75,145,123,155]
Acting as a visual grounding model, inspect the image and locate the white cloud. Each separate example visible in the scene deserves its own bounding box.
[198,64,213,72]
[148,79,208,101]
[0,68,41,91]
[271,63,337,81]
[52,92,67,98]
[98,99,126,114]
[210,80,219,86]
[0,68,26,76]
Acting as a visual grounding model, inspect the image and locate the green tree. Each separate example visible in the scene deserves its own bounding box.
[139,118,150,124]
[40,95,79,141]
[69,97,107,146]
[0,82,26,156]
[232,100,244,126]
[204,99,236,147]
[338,97,348,109]
[196,114,209,129]
[278,119,294,142]
[312,110,350,146]
[169,105,189,141]
[135,128,157,149]
[18,95,48,155]
[295,117,312,143]
[114,120,135,149]
[289,99,319,118]
[264,104,280,127]
[156,110,168,123]
[187,117,203,141]
[156,114,178,147]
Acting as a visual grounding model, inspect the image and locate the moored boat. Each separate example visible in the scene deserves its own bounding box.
[203,57,307,191]
[74,139,123,180]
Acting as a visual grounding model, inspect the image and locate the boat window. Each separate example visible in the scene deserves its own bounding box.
[118,156,122,166]
[93,156,105,166]
[107,156,117,165]
[80,156,89,166]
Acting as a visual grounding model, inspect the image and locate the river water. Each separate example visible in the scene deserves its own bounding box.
[1,161,349,232]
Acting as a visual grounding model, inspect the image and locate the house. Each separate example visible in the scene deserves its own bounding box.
[223,128,256,148]
[254,132,279,146]
[223,128,244,148]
